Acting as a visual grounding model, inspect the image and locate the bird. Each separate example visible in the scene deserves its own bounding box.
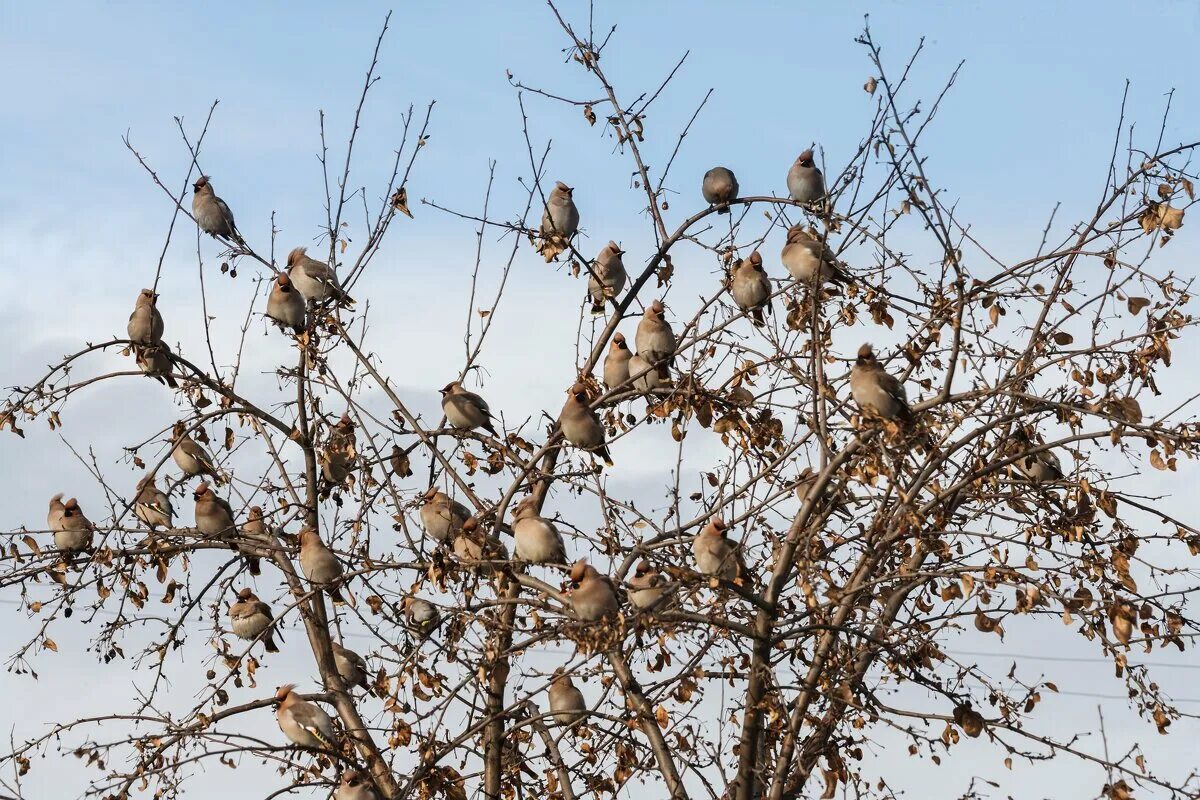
[48,494,93,553]
[635,300,676,379]
[171,422,222,482]
[332,641,371,692]
[320,414,357,486]
[133,473,173,531]
[228,588,280,653]
[440,381,497,436]
[193,482,236,538]
[780,225,849,285]
[787,148,825,204]
[336,770,379,800]
[275,685,337,749]
[1012,429,1064,483]
[127,289,164,345]
[627,559,668,610]
[389,444,413,478]
[850,344,912,426]
[628,352,667,394]
[299,527,346,603]
[135,341,178,388]
[693,516,744,583]
[512,497,567,564]
[603,333,633,390]
[419,488,470,542]
[730,251,772,325]
[237,505,273,576]
[568,559,619,622]
[587,241,627,314]
[539,181,580,243]
[702,166,739,213]
[451,516,508,564]
[548,669,587,728]
[192,176,240,242]
[402,596,441,636]
[559,383,613,466]
[286,246,353,305]
[266,273,307,335]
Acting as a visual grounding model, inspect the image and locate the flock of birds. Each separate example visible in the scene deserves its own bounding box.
[37,150,1067,798]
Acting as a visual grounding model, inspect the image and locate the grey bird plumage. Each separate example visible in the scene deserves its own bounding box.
[702,166,739,213]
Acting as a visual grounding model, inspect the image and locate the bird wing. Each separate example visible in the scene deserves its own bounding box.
[290,703,335,746]
[215,197,237,232]
[877,371,908,405]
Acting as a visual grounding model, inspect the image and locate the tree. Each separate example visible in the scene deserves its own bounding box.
[2,6,1199,800]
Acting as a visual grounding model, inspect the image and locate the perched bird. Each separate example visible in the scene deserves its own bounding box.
[48,494,93,553]
[787,148,825,204]
[299,527,346,603]
[389,444,413,478]
[275,685,336,749]
[603,333,633,390]
[628,352,667,394]
[237,505,273,576]
[513,497,566,564]
[627,559,667,610]
[320,414,357,486]
[539,181,580,242]
[336,770,379,800]
[693,516,744,583]
[286,246,353,305]
[850,344,912,425]
[419,488,470,542]
[135,341,178,388]
[1012,430,1064,483]
[133,473,173,531]
[587,241,627,314]
[440,381,497,436]
[266,273,307,335]
[229,588,280,653]
[730,251,772,325]
[171,423,222,482]
[568,559,619,622]
[559,383,613,466]
[192,176,240,241]
[332,641,370,692]
[635,300,676,378]
[548,669,587,728]
[451,516,508,564]
[127,289,164,345]
[193,482,236,537]
[781,225,849,285]
[702,166,739,213]
[402,596,441,636]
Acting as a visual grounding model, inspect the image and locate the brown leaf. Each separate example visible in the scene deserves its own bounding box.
[391,187,413,218]
[1126,296,1150,315]
[864,76,878,95]
[583,104,596,126]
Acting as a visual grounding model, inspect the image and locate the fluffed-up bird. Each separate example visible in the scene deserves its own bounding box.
[320,414,357,486]
[568,559,619,622]
[287,247,353,305]
[332,641,370,692]
[402,596,441,636]
[192,176,240,242]
[730,251,772,325]
[419,488,469,542]
[635,300,676,378]
[193,482,236,538]
[627,559,667,610]
[135,341,178,388]
[237,505,273,576]
[127,289,164,345]
[781,225,849,285]
[787,148,825,204]
[628,351,667,394]
[440,381,497,436]
[48,494,93,553]
[451,516,508,564]
[539,181,580,248]
[548,669,587,728]
[229,588,280,653]
[172,422,222,482]
[513,497,566,564]
[275,685,336,749]
[336,770,379,800]
[266,273,307,335]
[133,473,173,531]
[587,241,627,314]
[692,516,744,583]
[299,527,346,604]
[1012,429,1064,483]
[850,344,912,426]
[702,166,739,213]
[559,383,613,466]
[603,333,633,390]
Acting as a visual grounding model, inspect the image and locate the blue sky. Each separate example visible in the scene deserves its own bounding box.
[2,2,1200,798]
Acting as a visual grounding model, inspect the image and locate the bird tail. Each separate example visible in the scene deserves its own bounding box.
[328,585,347,605]
[264,632,280,654]
[597,446,613,468]
[248,557,262,576]
[717,205,730,215]
[590,299,605,315]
